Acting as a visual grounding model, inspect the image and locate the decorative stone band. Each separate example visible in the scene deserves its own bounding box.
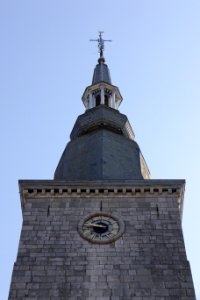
[19,179,185,216]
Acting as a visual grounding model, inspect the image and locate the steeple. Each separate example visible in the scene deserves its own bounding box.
[9,34,196,300]
[82,32,122,110]
[54,35,150,181]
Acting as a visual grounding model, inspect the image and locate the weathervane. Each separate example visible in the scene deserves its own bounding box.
[90,31,112,58]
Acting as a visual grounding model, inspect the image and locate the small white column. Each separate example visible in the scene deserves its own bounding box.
[92,94,95,108]
[100,87,105,105]
[85,99,89,109]
[89,92,93,109]
[112,92,116,109]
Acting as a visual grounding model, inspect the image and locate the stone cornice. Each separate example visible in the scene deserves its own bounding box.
[19,179,185,217]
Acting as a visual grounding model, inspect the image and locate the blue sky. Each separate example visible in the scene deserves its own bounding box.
[1,0,200,299]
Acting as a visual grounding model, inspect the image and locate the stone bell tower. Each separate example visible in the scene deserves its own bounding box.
[9,33,196,299]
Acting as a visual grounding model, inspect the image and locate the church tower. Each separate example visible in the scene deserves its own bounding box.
[9,33,196,300]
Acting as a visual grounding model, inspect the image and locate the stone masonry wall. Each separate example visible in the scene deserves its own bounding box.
[9,185,196,300]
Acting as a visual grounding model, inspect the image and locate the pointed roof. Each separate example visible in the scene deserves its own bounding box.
[54,106,150,181]
[92,60,112,85]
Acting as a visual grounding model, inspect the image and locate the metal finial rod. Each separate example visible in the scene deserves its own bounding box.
[90,31,112,58]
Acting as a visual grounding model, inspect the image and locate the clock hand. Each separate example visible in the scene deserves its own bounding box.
[85,223,107,228]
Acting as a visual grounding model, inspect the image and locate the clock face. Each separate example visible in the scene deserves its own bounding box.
[78,213,124,244]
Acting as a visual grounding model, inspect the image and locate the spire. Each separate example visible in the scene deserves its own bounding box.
[54,37,150,181]
[82,33,122,110]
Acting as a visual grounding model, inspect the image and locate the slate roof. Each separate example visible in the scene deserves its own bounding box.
[92,61,112,85]
[54,106,150,181]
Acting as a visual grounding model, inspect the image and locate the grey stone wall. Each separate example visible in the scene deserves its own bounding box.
[9,181,196,300]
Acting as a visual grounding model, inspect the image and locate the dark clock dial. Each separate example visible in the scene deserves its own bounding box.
[78,213,124,244]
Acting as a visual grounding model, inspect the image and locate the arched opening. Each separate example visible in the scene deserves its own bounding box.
[104,95,109,106]
[96,95,101,106]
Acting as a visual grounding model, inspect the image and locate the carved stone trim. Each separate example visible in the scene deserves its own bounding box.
[22,186,180,197]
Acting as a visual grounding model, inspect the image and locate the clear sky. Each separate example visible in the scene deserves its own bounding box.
[1,0,200,299]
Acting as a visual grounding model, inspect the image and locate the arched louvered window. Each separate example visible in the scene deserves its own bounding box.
[96,95,101,106]
[105,95,109,106]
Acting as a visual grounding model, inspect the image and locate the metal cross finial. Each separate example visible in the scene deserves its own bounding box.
[90,31,112,58]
